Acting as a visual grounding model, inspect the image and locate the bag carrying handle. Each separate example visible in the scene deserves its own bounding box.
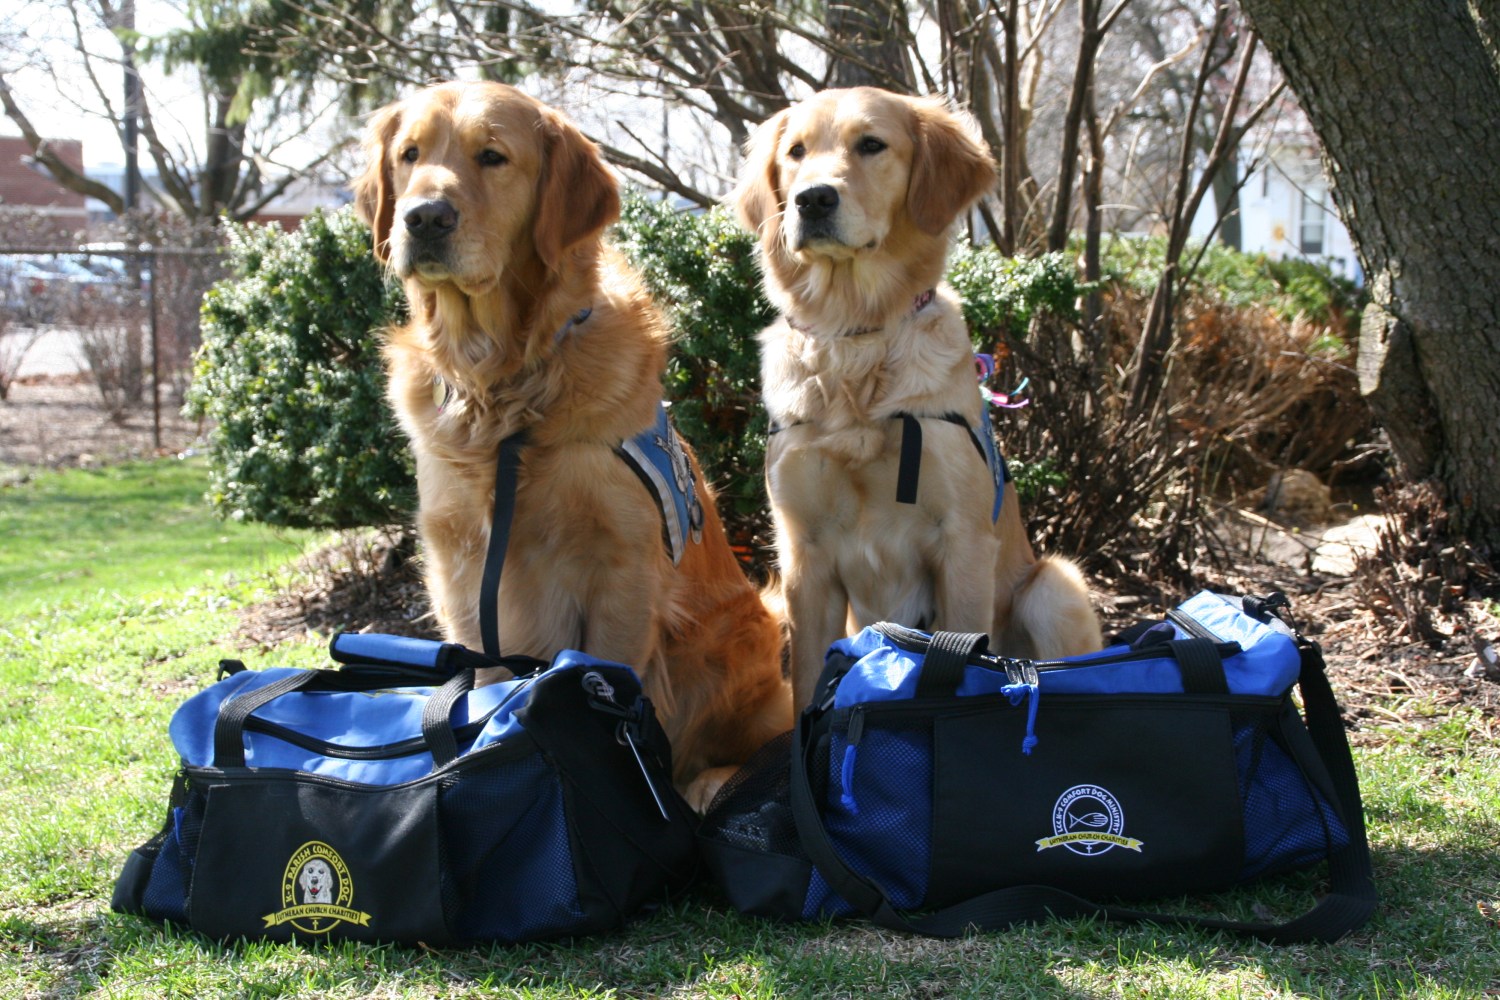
[213,430,538,773]
[212,668,478,769]
[914,631,990,699]
[790,638,1376,943]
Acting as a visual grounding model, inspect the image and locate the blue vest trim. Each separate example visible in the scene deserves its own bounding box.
[615,404,705,565]
[974,401,1009,523]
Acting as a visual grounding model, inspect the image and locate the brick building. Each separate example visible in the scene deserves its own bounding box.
[0,135,89,243]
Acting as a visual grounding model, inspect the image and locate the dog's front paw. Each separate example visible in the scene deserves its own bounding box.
[681,765,741,815]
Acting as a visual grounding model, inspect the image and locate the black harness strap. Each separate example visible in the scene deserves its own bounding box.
[891,411,989,506]
[895,415,923,505]
[479,428,528,659]
[771,410,997,508]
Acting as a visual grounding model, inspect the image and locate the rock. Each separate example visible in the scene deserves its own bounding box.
[1465,640,1500,681]
[1260,468,1334,525]
[1310,513,1387,576]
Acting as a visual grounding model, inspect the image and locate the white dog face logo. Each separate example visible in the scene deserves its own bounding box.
[266,841,370,934]
[298,859,335,903]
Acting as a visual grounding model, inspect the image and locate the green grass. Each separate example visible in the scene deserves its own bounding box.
[3,458,1499,998]
[0,458,315,612]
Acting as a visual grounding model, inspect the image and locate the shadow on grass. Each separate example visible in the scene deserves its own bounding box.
[10,848,1496,1000]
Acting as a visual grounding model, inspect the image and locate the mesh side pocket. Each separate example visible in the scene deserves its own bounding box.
[1234,712,1349,880]
[142,790,208,923]
[697,731,824,921]
[805,717,932,919]
[700,731,802,857]
[437,751,585,942]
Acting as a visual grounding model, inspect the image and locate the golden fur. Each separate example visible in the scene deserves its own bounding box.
[355,81,790,808]
[734,87,1103,710]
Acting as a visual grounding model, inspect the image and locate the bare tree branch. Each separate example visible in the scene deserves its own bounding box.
[0,71,125,212]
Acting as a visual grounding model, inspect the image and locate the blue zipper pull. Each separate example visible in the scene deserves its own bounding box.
[838,708,865,815]
[1002,665,1041,755]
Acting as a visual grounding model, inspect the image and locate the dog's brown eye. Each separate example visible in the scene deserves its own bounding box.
[401,146,419,163]
[478,149,507,167]
[787,143,806,161]
[857,136,887,155]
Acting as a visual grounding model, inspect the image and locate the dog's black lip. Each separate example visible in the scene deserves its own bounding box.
[791,225,853,253]
[398,244,455,281]
[799,215,838,238]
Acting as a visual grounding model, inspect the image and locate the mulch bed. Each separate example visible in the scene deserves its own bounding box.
[6,377,1496,734]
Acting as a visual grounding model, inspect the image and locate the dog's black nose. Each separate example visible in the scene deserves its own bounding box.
[794,185,840,221]
[403,199,458,240]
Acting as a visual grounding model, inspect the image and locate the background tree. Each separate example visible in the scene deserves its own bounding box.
[0,0,346,224]
[1236,0,1500,553]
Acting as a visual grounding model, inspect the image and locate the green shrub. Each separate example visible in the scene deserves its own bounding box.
[185,207,414,529]
[1265,256,1362,327]
[946,241,1081,346]
[1094,234,1362,328]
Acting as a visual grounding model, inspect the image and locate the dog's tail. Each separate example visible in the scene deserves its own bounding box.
[1006,556,1103,659]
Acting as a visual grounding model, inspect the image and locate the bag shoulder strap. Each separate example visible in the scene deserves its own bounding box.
[789,641,1375,943]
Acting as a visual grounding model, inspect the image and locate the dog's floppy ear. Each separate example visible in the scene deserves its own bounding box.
[732,108,789,238]
[353,102,403,264]
[905,97,997,236]
[534,111,621,272]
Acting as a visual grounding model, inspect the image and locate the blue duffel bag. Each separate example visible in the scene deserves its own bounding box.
[698,591,1376,943]
[113,428,699,945]
[112,632,696,944]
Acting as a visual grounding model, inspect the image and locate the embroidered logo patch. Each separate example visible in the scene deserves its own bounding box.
[1036,784,1144,856]
[262,841,372,934]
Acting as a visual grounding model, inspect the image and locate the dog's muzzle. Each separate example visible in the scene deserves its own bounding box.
[791,184,842,247]
[399,198,459,269]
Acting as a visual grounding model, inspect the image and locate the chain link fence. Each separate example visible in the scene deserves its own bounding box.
[0,217,226,447]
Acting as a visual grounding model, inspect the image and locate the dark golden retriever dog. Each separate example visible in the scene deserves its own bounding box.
[734,87,1102,710]
[355,81,790,808]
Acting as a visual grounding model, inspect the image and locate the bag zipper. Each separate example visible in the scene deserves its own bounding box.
[184,734,543,792]
[236,670,545,761]
[869,622,1240,673]
[1165,607,1223,643]
[838,708,866,814]
[241,708,504,760]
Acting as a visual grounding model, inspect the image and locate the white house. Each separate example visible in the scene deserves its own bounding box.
[1190,144,1362,285]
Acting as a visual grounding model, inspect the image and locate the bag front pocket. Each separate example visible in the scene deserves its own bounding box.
[929,697,1247,904]
[186,773,446,943]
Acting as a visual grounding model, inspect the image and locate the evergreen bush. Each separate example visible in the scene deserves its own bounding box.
[185,207,414,529]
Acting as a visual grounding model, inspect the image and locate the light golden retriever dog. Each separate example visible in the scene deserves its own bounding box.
[734,87,1102,710]
[355,81,790,809]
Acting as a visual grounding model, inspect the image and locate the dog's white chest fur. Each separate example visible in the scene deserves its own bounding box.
[761,298,1000,631]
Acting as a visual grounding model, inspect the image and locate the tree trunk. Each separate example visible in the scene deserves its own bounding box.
[1238,0,1500,552]
[824,0,915,90]
[1047,0,1103,252]
[1210,153,1241,250]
